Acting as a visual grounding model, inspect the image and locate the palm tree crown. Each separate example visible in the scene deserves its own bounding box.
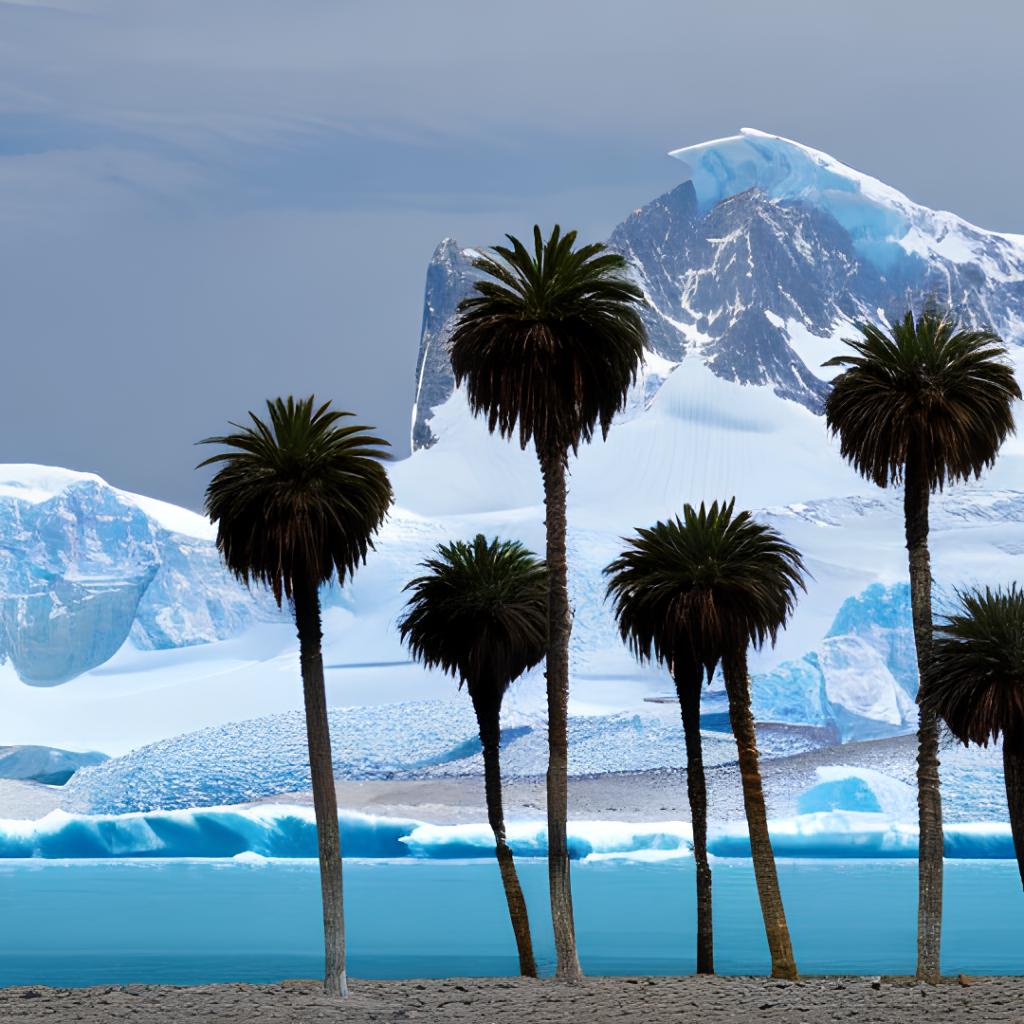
[399,534,548,702]
[606,499,806,980]
[924,586,1024,752]
[604,500,807,668]
[198,396,393,604]
[449,224,647,457]
[823,310,1020,489]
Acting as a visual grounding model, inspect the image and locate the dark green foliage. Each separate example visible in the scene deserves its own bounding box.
[925,586,1024,754]
[449,224,647,457]
[198,396,393,604]
[604,500,808,672]
[823,310,1020,490]
[399,534,548,704]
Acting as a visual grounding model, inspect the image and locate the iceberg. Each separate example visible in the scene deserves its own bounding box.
[1,805,1016,862]
[0,482,160,684]
[0,805,414,859]
[0,471,286,686]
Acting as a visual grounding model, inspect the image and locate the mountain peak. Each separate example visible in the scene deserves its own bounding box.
[409,132,1024,449]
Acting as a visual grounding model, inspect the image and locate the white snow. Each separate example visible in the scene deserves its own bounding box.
[3,134,1024,764]
[0,463,214,538]
[669,128,1024,283]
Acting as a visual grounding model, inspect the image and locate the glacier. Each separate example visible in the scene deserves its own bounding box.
[0,467,287,686]
[3,130,1024,765]
[0,804,1016,862]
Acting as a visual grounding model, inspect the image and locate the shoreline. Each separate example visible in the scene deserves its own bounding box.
[1,974,1015,1022]
[0,732,1008,827]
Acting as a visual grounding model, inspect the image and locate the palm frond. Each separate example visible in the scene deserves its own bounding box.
[198,395,393,604]
[398,534,547,708]
[824,310,1020,489]
[924,585,1024,753]
[450,224,648,456]
[604,500,807,678]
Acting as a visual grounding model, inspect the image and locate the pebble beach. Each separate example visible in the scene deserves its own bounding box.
[3,975,1021,1023]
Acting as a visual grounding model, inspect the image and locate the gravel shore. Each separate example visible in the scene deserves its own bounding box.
[252,738,927,826]
[1,732,1007,826]
[2,974,1019,1023]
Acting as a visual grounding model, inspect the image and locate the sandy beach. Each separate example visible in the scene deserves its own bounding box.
[1,974,1017,1023]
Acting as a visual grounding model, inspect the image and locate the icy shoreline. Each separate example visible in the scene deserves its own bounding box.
[0,803,1017,861]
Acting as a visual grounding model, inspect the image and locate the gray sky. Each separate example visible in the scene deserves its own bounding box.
[2,0,1022,510]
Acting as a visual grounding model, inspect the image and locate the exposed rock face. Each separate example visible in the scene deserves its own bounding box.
[410,239,481,451]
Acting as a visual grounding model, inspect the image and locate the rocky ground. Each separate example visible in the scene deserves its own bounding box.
[2,975,1021,1023]
[251,733,1005,825]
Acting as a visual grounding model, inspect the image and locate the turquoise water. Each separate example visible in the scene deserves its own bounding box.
[1,858,1023,986]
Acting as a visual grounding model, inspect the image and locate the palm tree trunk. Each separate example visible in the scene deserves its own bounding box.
[293,577,347,998]
[538,442,583,982]
[674,661,713,974]
[905,448,943,982]
[478,706,537,976]
[722,646,797,980]
[1003,746,1024,891]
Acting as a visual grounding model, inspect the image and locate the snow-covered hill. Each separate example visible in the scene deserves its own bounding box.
[3,129,1024,761]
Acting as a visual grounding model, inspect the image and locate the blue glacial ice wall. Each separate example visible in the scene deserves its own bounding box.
[0,481,286,683]
[130,529,286,651]
[750,582,933,741]
[1,805,1016,861]
[0,806,413,859]
[0,483,160,685]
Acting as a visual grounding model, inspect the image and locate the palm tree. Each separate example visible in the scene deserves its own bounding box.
[923,586,1024,890]
[198,396,392,998]
[449,224,646,980]
[607,501,805,980]
[604,518,720,974]
[398,533,546,977]
[823,310,1019,981]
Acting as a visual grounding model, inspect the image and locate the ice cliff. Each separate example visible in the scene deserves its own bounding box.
[0,468,285,685]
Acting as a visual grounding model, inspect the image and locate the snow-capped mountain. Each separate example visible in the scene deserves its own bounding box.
[4,129,1024,759]
[412,129,1024,444]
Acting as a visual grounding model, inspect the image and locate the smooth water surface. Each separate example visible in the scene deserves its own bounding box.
[1,858,1022,986]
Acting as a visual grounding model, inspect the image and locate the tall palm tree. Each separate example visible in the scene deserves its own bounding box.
[398,533,546,977]
[198,396,392,998]
[449,224,646,980]
[607,501,805,980]
[604,518,721,974]
[823,310,1019,981]
[923,586,1024,890]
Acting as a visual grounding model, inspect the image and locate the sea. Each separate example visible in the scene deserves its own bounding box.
[2,857,1022,987]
